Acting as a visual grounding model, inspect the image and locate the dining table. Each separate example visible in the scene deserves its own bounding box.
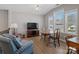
[41,32,52,46]
[41,32,58,46]
[41,32,77,47]
[67,37,79,53]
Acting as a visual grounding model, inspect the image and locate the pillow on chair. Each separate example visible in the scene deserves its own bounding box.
[13,38,22,49]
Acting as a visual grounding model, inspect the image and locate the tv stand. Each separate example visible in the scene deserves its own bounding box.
[27,29,39,37]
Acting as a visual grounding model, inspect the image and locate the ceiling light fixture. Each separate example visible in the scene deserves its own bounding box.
[35,5,40,10]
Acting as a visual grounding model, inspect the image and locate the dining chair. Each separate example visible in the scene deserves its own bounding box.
[49,29,60,47]
[41,33,49,40]
[65,36,77,54]
[55,29,60,46]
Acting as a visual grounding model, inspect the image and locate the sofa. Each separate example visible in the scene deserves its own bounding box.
[0,34,33,54]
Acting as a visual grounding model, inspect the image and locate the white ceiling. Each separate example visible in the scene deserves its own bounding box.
[0,4,57,15]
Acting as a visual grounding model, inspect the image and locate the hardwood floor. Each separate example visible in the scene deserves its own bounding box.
[29,36,67,54]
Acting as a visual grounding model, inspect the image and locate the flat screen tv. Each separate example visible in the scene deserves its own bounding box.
[27,23,37,29]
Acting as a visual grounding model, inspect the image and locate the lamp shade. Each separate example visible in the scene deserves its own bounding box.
[9,23,18,35]
[10,23,18,28]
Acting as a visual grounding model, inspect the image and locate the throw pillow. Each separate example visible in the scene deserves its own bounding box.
[14,37,22,49]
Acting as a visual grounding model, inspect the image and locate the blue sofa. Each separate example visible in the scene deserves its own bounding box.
[0,34,33,54]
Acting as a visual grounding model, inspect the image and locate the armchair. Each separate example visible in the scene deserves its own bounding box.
[0,35,33,54]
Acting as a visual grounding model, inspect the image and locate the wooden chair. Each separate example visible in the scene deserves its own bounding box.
[49,29,60,47]
[55,29,60,46]
[40,33,44,40]
[41,32,51,46]
[65,35,77,54]
[41,33,50,41]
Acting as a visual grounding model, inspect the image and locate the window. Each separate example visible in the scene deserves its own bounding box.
[48,15,54,33]
[54,9,65,32]
[65,9,77,34]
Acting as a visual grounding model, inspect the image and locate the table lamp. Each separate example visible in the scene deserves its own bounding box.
[9,23,18,35]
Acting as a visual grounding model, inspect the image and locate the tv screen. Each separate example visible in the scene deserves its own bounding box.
[27,23,37,29]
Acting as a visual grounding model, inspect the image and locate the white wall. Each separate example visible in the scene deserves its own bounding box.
[0,10,8,31]
[9,11,44,34]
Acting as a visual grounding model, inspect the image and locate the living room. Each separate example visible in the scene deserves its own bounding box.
[0,4,79,54]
